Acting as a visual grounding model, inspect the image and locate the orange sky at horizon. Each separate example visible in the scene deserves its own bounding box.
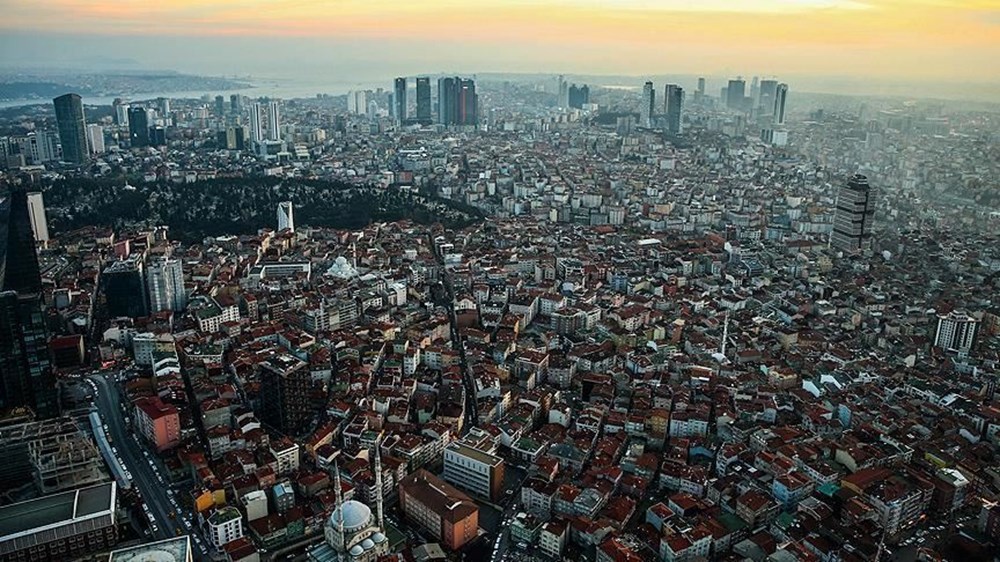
[1,0,997,81]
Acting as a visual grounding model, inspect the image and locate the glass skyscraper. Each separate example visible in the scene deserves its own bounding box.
[53,93,88,164]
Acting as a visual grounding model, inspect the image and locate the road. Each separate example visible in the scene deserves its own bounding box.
[89,373,211,560]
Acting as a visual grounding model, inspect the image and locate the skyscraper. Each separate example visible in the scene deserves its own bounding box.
[934,311,979,354]
[146,257,186,313]
[750,76,760,105]
[230,94,242,114]
[277,201,294,232]
[86,124,104,155]
[459,79,478,126]
[640,81,655,128]
[128,107,150,147]
[568,84,589,109]
[727,78,746,110]
[266,101,281,141]
[249,103,264,144]
[558,75,569,108]
[26,192,49,245]
[113,99,129,126]
[258,354,313,435]
[215,95,226,117]
[773,83,789,125]
[415,77,431,123]
[665,84,683,135]
[830,174,876,253]
[102,258,148,318]
[52,93,88,164]
[437,77,457,125]
[393,77,407,124]
[157,97,170,116]
[758,80,779,115]
[697,77,706,96]
[1,188,57,419]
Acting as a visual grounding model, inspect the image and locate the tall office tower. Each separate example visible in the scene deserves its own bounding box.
[830,174,876,253]
[52,93,88,164]
[393,77,407,124]
[249,103,264,144]
[215,95,226,117]
[277,201,294,232]
[113,99,128,126]
[230,94,242,114]
[367,100,379,121]
[258,355,313,435]
[773,83,788,125]
[558,75,569,108]
[459,79,478,126]
[934,311,980,354]
[665,84,684,134]
[221,126,247,150]
[266,101,281,141]
[640,81,655,127]
[437,77,459,125]
[26,192,49,245]
[758,79,779,115]
[102,258,148,318]
[415,77,431,123]
[568,84,589,109]
[750,76,760,104]
[727,78,746,110]
[0,188,57,419]
[157,97,170,116]
[127,106,150,147]
[146,257,186,313]
[86,124,104,154]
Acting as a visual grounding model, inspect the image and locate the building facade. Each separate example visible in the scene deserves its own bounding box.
[830,174,876,253]
[52,93,88,164]
[398,469,479,550]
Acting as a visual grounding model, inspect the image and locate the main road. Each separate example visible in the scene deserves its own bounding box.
[89,373,211,560]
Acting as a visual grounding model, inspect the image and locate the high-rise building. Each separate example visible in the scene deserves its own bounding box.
[26,192,49,245]
[393,77,407,124]
[127,107,150,148]
[266,101,281,141]
[0,188,57,419]
[459,79,477,126]
[773,83,789,125]
[758,79,779,115]
[830,174,876,253]
[443,442,505,502]
[558,75,569,108]
[86,124,104,154]
[437,77,457,125]
[102,258,148,318]
[568,84,589,109]
[219,126,246,150]
[640,81,655,128]
[113,99,129,126]
[750,76,760,104]
[146,257,186,313]
[258,354,313,435]
[665,84,684,135]
[215,95,226,117]
[934,311,979,354]
[52,93,88,164]
[415,77,431,123]
[727,78,746,110]
[277,201,294,232]
[230,94,242,114]
[249,103,264,144]
[157,97,170,116]
[347,90,368,115]
[697,77,706,96]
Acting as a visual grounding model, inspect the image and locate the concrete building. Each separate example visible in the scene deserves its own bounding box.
[398,469,479,551]
[108,536,192,562]
[830,174,876,253]
[146,257,187,313]
[0,481,118,562]
[134,395,181,451]
[257,354,313,435]
[25,192,48,246]
[277,201,294,232]
[207,506,244,549]
[934,310,979,354]
[442,441,505,501]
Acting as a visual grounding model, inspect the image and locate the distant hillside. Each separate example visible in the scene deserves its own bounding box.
[41,178,483,242]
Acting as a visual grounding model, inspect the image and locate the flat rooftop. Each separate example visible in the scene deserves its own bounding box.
[108,535,192,562]
[0,481,115,541]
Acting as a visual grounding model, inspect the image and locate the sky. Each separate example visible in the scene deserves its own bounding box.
[0,0,997,88]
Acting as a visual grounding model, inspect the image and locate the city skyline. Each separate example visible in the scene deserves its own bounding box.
[0,1,997,88]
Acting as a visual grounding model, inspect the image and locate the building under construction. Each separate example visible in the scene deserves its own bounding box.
[0,417,107,498]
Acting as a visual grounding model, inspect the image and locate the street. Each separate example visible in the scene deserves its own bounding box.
[89,373,212,560]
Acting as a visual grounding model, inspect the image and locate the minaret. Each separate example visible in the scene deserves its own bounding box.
[333,461,345,549]
[374,437,384,529]
[720,310,730,357]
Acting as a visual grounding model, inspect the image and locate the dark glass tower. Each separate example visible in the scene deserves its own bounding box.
[437,77,456,125]
[393,77,407,124]
[665,85,683,135]
[53,93,88,164]
[128,107,150,147]
[0,188,57,419]
[459,79,477,126]
[830,174,876,253]
[415,77,431,123]
[727,78,746,110]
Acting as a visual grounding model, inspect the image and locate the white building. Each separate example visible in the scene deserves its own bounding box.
[270,439,300,476]
[267,101,281,141]
[277,201,294,232]
[147,257,187,312]
[26,192,49,245]
[934,310,979,354]
[442,442,504,501]
[86,124,105,154]
[250,103,264,144]
[207,506,244,549]
[242,490,268,522]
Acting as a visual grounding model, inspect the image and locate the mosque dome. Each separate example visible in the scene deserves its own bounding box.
[361,538,375,550]
[328,500,373,533]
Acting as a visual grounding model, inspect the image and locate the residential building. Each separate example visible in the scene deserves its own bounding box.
[398,469,479,550]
